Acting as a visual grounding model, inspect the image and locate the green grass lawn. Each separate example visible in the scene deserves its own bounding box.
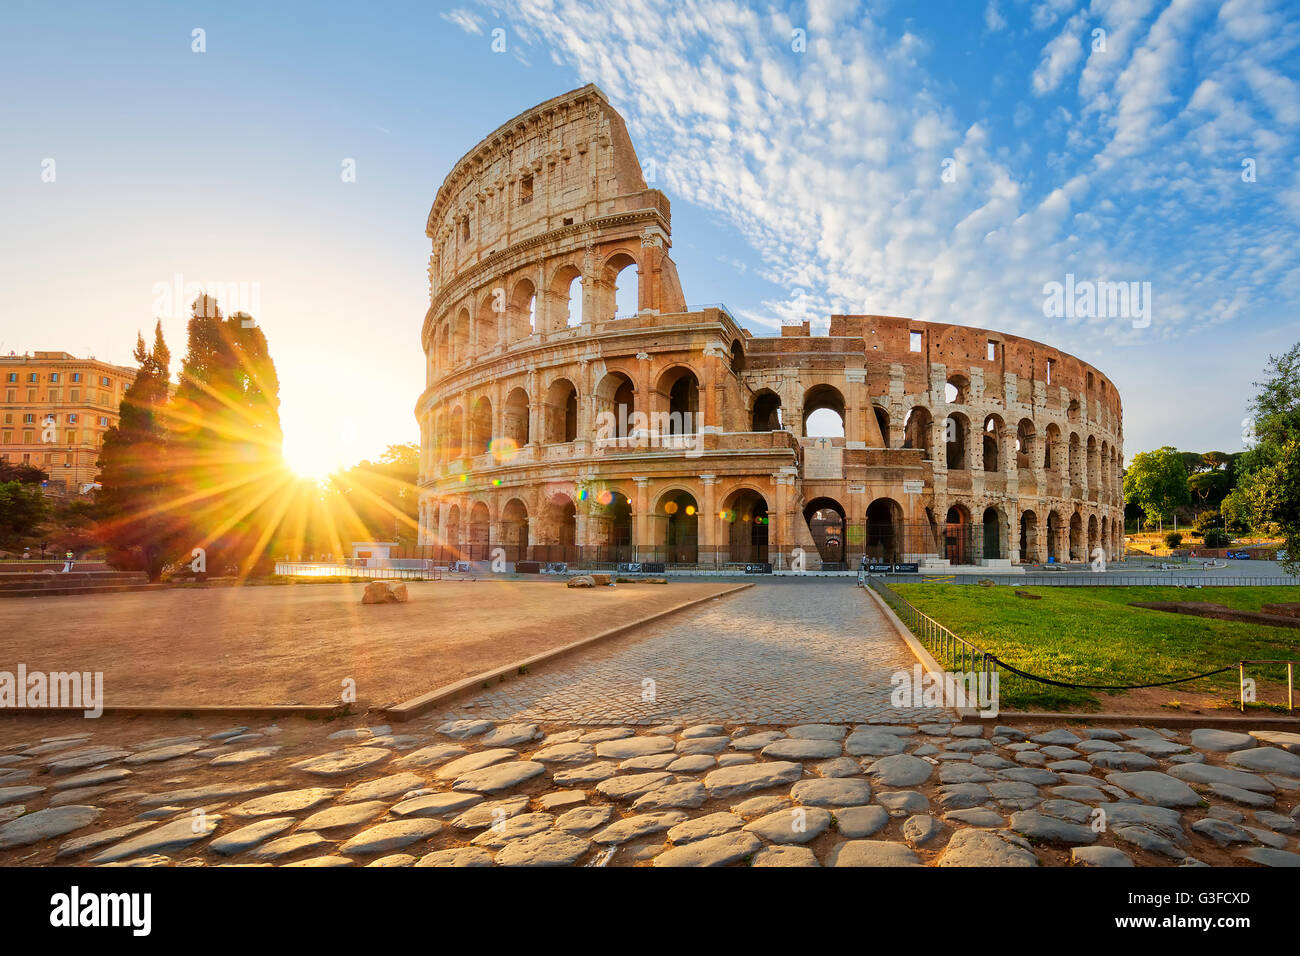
[888,583,1300,712]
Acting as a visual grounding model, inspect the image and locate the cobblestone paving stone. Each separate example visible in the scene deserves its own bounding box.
[1,584,1297,867]
[454,582,950,725]
[1,713,1297,868]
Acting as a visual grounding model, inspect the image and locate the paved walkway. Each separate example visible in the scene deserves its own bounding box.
[454,582,951,725]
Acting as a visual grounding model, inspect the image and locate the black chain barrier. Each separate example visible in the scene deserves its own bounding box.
[990,656,1239,691]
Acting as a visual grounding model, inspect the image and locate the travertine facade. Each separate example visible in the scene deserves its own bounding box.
[415,86,1124,569]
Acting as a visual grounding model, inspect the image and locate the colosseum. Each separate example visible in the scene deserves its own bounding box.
[415,85,1124,571]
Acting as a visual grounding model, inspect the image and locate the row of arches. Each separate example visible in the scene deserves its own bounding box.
[429,253,643,374]
[423,484,771,565]
[426,365,703,467]
[941,503,1122,563]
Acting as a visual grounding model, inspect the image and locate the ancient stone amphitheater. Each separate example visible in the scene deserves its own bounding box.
[415,85,1124,570]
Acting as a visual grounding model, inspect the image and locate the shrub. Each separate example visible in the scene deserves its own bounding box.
[1193,510,1222,534]
[1164,531,1183,549]
[1202,529,1230,548]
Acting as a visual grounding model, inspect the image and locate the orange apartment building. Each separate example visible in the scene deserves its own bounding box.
[0,351,135,493]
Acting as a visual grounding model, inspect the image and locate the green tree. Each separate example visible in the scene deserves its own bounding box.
[1232,343,1300,570]
[168,296,284,575]
[0,471,50,552]
[95,322,182,579]
[1245,438,1300,572]
[1188,469,1233,511]
[1123,446,1191,528]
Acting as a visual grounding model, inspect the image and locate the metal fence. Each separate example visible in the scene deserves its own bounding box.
[273,561,444,581]
[879,572,1300,587]
[864,575,1015,704]
[866,575,1297,712]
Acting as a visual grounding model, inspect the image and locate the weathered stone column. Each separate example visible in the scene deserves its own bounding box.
[699,475,718,567]
[632,477,650,559]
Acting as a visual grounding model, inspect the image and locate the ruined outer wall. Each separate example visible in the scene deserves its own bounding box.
[415,87,1125,568]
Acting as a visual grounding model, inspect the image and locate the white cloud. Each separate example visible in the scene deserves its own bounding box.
[985,1,1008,31]
[441,8,485,35]
[1031,0,1077,31]
[479,0,1300,390]
[1033,15,1087,94]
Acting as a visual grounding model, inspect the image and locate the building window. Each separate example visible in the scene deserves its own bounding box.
[909,331,922,352]
[72,372,81,383]
[68,414,78,423]
[5,373,15,383]
[28,373,38,383]
[50,372,59,383]
[101,376,110,387]
[461,219,470,242]
[99,417,109,427]
[520,174,533,204]
[1047,359,1054,384]
[23,414,34,424]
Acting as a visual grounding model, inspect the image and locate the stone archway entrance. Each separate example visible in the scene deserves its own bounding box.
[723,489,770,564]
[804,497,846,567]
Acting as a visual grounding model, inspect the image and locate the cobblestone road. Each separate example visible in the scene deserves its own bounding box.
[455,581,952,725]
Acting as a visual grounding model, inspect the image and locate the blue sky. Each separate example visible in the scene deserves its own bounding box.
[1,0,1297,474]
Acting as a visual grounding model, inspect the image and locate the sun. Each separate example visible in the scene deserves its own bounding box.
[282,439,344,480]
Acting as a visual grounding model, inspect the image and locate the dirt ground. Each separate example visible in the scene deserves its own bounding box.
[0,579,738,708]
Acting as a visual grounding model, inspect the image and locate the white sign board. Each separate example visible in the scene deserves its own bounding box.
[902,480,924,495]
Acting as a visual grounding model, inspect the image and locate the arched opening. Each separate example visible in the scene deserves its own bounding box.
[803,384,846,438]
[436,322,450,368]
[730,340,746,374]
[946,413,970,470]
[509,279,537,341]
[1100,515,1110,560]
[1069,433,1083,487]
[903,406,932,454]
[544,379,578,444]
[803,497,846,567]
[1087,435,1099,489]
[550,265,583,330]
[945,374,969,405]
[453,308,470,362]
[1100,441,1110,497]
[477,293,499,353]
[500,498,529,563]
[470,396,493,456]
[446,406,464,462]
[656,366,699,435]
[660,491,699,564]
[594,371,636,441]
[1044,423,1061,471]
[1020,509,1039,562]
[751,390,782,431]
[866,497,904,564]
[540,492,577,563]
[1069,512,1083,561]
[873,406,891,447]
[1016,419,1035,469]
[1087,513,1100,557]
[593,488,633,561]
[722,488,769,564]
[1046,510,1060,562]
[982,507,1002,559]
[982,415,1003,472]
[944,504,972,564]
[608,253,639,318]
[502,387,529,452]
[468,501,491,561]
[1067,399,1081,423]
[443,504,462,558]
